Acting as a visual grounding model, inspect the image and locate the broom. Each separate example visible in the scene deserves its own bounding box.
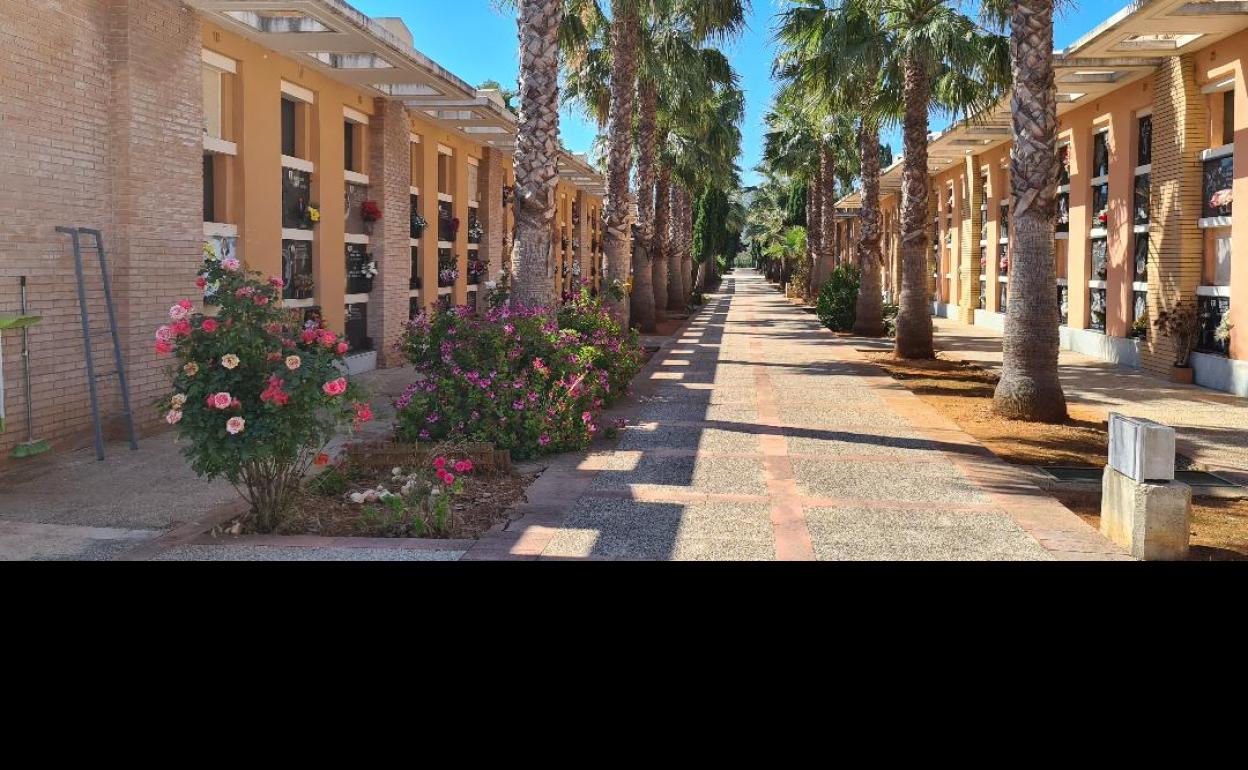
[10,277,49,458]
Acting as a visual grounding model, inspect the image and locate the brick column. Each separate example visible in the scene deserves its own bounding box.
[1141,54,1207,377]
[575,190,590,289]
[926,179,939,301]
[481,147,506,284]
[108,0,203,431]
[957,155,981,324]
[367,98,412,367]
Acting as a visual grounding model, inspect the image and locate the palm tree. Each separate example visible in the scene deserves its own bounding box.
[509,0,565,309]
[987,0,1068,421]
[775,1,890,328]
[884,0,1007,358]
[602,0,641,327]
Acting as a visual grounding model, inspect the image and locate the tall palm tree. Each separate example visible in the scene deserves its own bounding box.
[885,0,1007,358]
[775,0,891,329]
[602,0,641,327]
[626,2,746,329]
[987,0,1067,421]
[510,0,565,309]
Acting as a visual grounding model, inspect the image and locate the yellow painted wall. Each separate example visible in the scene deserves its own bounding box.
[201,21,378,334]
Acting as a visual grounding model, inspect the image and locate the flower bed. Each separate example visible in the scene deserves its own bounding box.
[216,441,535,538]
[395,288,642,459]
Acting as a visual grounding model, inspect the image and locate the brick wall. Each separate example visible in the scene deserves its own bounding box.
[366,98,412,366]
[0,0,201,463]
[482,147,506,282]
[957,156,981,324]
[1142,54,1207,376]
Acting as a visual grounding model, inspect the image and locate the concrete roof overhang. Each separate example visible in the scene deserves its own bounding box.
[188,0,605,192]
[835,0,1248,211]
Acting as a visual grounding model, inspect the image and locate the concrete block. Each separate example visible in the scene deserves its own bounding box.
[1101,465,1192,560]
[1108,412,1176,482]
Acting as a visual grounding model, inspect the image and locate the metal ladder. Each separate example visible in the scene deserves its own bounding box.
[57,227,138,461]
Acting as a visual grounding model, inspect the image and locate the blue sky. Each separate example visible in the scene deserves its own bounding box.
[354,0,1133,186]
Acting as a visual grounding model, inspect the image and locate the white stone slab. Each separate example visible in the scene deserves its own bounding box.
[1108,412,1175,482]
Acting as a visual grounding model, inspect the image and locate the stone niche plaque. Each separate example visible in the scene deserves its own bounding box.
[345,242,371,294]
[282,239,313,300]
[282,167,311,229]
[1108,412,1175,483]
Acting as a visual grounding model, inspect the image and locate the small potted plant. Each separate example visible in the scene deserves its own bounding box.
[411,212,427,239]
[1153,301,1198,383]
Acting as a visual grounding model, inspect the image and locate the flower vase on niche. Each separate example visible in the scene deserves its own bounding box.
[361,200,382,236]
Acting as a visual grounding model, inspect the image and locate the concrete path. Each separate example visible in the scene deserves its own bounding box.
[928,317,1248,484]
[470,269,1126,560]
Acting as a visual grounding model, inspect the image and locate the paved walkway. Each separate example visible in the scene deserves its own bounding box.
[469,269,1126,560]
[928,317,1248,484]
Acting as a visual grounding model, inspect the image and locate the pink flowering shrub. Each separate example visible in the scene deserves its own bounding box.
[396,290,642,459]
[156,255,370,531]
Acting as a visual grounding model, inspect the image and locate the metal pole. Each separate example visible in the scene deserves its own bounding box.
[57,226,105,461]
[81,228,138,451]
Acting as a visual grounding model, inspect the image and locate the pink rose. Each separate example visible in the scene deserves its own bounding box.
[322,377,347,397]
[270,277,286,288]
[195,276,207,289]
[155,325,172,342]
[155,340,173,354]
[222,258,240,271]
[454,460,472,474]
[318,331,337,347]
[169,304,189,321]
[433,457,447,470]
[171,320,192,337]
[178,299,193,310]
[165,410,182,425]
[201,318,218,333]
[336,342,349,355]
[226,416,245,435]
[211,392,232,410]
[442,472,455,485]
[302,329,317,344]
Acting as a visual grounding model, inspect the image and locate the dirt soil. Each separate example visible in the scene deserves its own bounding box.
[866,352,1109,466]
[222,456,537,539]
[866,351,1248,560]
[1051,489,1248,561]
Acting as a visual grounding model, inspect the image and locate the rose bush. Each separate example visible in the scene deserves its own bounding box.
[157,254,369,531]
[396,288,642,459]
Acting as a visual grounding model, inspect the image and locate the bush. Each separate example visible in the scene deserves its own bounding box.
[815,263,861,332]
[396,288,643,460]
[155,254,370,531]
[883,303,900,339]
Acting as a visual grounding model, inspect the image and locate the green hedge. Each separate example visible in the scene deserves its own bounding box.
[815,264,861,332]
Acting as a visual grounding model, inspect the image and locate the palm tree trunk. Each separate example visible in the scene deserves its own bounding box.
[666,180,683,311]
[510,0,563,309]
[818,143,835,292]
[604,0,639,327]
[808,167,818,297]
[631,77,658,331]
[894,50,935,359]
[854,118,885,336]
[652,161,671,315]
[993,0,1068,421]
[680,187,694,299]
